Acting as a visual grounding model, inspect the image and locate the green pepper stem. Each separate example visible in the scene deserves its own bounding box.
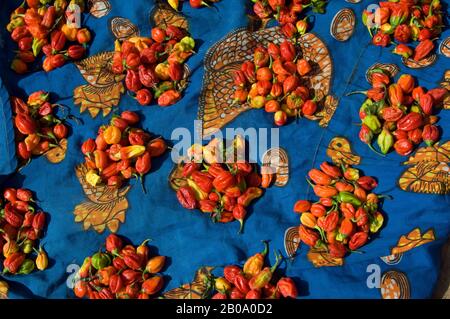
[367,143,386,157]
[237,218,244,234]
[270,250,283,273]
[260,240,269,257]
[346,90,367,96]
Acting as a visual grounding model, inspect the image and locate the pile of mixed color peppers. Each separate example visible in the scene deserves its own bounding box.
[295,162,385,259]
[175,138,264,233]
[73,234,167,299]
[112,24,195,106]
[233,40,319,127]
[80,111,167,190]
[351,68,447,156]
[251,0,327,38]
[363,0,444,61]
[7,0,91,74]
[0,187,49,275]
[12,91,69,163]
[211,242,298,299]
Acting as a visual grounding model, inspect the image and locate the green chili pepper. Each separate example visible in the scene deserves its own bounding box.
[369,212,384,233]
[32,38,46,57]
[336,192,362,206]
[362,115,382,134]
[91,252,111,270]
[179,37,195,52]
[18,259,35,275]
[377,128,394,154]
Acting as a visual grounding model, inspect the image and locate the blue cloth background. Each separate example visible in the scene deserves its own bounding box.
[0,0,449,298]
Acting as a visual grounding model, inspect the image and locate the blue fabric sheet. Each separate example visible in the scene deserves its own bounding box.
[0,0,449,299]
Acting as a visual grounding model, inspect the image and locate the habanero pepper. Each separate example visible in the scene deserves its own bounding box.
[125,69,142,92]
[237,187,263,207]
[276,277,298,299]
[397,112,423,131]
[336,191,362,206]
[243,241,268,278]
[299,225,320,247]
[355,207,369,227]
[413,39,434,61]
[176,186,197,209]
[248,253,282,290]
[357,176,378,191]
[308,168,332,185]
[212,171,236,192]
[313,185,338,198]
[349,232,369,250]
[319,162,342,178]
[3,252,26,274]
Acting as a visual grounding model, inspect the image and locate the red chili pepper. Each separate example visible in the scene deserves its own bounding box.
[125,69,142,92]
[422,124,440,146]
[157,89,181,106]
[232,204,247,234]
[356,176,378,191]
[408,128,423,145]
[319,162,342,178]
[267,43,280,59]
[419,93,434,115]
[67,45,86,60]
[32,211,46,231]
[298,225,319,247]
[182,162,200,178]
[329,243,347,258]
[105,234,123,254]
[191,171,214,193]
[224,265,242,283]
[355,207,369,227]
[241,61,256,83]
[317,211,339,232]
[308,169,332,185]
[349,232,369,250]
[413,39,434,61]
[280,40,296,62]
[53,123,68,139]
[136,152,151,175]
[381,106,404,122]
[393,24,411,43]
[397,112,423,131]
[16,188,33,202]
[81,138,96,155]
[17,142,32,160]
[246,290,261,299]
[123,253,143,270]
[120,111,140,125]
[234,274,250,295]
[372,32,390,47]
[3,188,17,202]
[4,203,24,227]
[276,277,298,299]
[3,252,26,274]
[339,218,354,238]
[254,46,270,67]
[176,186,197,209]
[212,171,236,192]
[237,187,262,207]
[15,113,37,135]
[51,30,66,51]
[283,75,299,95]
[427,88,448,104]
[138,65,158,88]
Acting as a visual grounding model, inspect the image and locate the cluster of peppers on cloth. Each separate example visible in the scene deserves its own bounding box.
[12,91,69,163]
[7,0,91,74]
[363,0,444,61]
[0,188,49,275]
[295,162,385,259]
[211,242,297,299]
[175,137,264,232]
[350,68,447,156]
[80,111,167,190]
[251,0,327,36]
[233,40,318,126]
[73,234,166,299]
[112,25,195,106]
[167,0,221,10]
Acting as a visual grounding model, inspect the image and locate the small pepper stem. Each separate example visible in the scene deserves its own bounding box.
[260,240,269,257]
[237,218,244,234]
[346,90,367,96]
[367,143,386,157]
[270,250,283,273]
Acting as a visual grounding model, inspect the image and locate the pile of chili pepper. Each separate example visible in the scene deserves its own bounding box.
[349,68,447,156]
[167,0,220,10]
[12,91,69,163]
[0,187,49,275]
[7,0,91,74]
[233,40,319,127]
[251,0,327,38]
[80,111,167,191]
[210,242,298,299]
[363,0,444,61]
[295,162,386,259]
[111,25,195,106]
[175,138,266,233]
[73,234,167,299]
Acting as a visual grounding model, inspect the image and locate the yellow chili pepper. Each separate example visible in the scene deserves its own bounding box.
[214,277,231,294]
[155,63,171,80]
[119,145,146,160]
[243,241,268,279]
[103,126,121,145]
[187,179,208,200]
[61,24,78,41]
[115,39,122,52]
[24,134,40,152]
[168,0,179,10]
[35,246,49,271]
[0,280,8,299]
[370,211,384,233]
[86,169,101,187]
[300,213,317,229]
